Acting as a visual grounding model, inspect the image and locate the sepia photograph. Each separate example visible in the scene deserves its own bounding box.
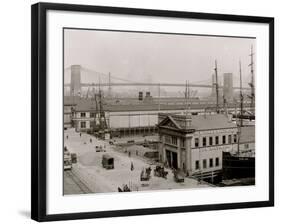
[63,28,256,195]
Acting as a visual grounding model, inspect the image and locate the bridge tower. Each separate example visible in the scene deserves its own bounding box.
[70,65,81,96]
[223,73,233,102]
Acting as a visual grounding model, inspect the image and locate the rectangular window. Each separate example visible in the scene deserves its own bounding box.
[228,135,232,144]
[90,112,95,118]
[215,136,219,145]
[195,160,200,170]
[245,143,249,149]
[81,112,86,118]
[195,138,199,147]
[215,157,219,166]
[203,137,206,146]
[209,158,213,167]
[222,135,226,144]
[172,136,177,145]
[234,134,237,143]
[80,121,86,128]
[203,159,207,169]
[209,137,213,146]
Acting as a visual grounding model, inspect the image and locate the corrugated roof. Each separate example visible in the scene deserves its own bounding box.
[105,104,188,112]
[74,102,190,112]
[159,114,237,131]
[189,114,237,130]
[65,98,219,112]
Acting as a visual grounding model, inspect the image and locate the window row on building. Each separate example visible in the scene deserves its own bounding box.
[195,157,220,170]
[194,134,237,148]
[79,121,99,128]
[79,112,97,118]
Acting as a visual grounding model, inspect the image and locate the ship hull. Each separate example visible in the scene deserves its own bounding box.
[222,152,255,180]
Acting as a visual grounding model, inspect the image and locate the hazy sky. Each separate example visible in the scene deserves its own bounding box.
[64,29,255,87]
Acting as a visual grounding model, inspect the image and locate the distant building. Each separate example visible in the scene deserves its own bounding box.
[70,65,81,96]
[223,73,233,102]
[72,100,100,132]
[64,96,249,134]
[64,96,82,128]
[157,113,238,179]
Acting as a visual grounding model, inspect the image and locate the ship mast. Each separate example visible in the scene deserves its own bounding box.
[97,76,107,132]
[237,60,244,155]
[249,45,255,113]
[239,60,243,127]
[214,60,219,114]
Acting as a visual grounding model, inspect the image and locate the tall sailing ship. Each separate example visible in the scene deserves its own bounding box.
[221,47,255,186]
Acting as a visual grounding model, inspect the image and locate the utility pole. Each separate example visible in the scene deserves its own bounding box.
[249,45,255,113]
[214,60,219,114]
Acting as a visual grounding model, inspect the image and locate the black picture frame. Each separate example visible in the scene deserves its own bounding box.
[31,2,274,222]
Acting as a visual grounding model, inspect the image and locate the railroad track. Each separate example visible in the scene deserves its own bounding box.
[65,170,93,194]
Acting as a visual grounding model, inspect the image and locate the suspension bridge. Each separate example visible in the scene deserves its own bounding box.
[63,65,252,91]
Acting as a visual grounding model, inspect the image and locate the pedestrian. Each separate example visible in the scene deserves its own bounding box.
[66,135,68,140]
[131,162,134,171]
[79,133,82,137]
[128,151,131,157]
[90,138,92,143]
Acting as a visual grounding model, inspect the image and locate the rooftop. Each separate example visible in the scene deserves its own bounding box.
[190,114,237,130]
[158,113,237,131]
[73,102,218,112]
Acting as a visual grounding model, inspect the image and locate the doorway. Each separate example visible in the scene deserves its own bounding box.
[166,150,178,169]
